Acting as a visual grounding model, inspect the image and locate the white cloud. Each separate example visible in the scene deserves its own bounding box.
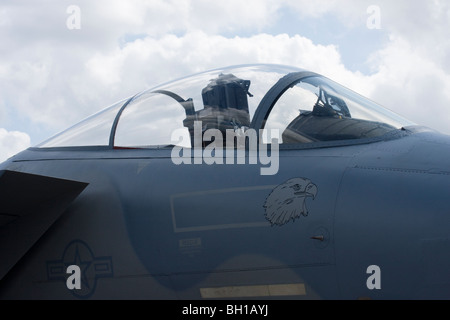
[1,0,450,149]
[0,128,30,162]
[366,35,450,131]
[1,30,353,136]
[84,31,353,95]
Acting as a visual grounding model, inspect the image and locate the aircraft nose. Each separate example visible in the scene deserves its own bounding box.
[335,132,450,298]
[356,129,450,175]
[411,130,450,173]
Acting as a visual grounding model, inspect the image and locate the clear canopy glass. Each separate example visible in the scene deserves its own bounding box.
[37,98,128,148]
[264,75,414,144]
[36,64,414,149]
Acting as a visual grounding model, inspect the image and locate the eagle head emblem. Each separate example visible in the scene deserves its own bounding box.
[264,177,318,226]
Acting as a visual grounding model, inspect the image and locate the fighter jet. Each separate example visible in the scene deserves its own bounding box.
[1,64,449,300]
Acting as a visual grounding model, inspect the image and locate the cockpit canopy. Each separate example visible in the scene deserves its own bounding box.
[37,64,414,149]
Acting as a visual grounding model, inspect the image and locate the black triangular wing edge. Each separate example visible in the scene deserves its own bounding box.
[0,170,88,280]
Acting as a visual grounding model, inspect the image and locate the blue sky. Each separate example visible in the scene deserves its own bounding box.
[1,0,450,161]
[266,7,389,73]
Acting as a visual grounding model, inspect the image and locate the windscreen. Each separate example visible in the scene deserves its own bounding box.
[263,76,414,144]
